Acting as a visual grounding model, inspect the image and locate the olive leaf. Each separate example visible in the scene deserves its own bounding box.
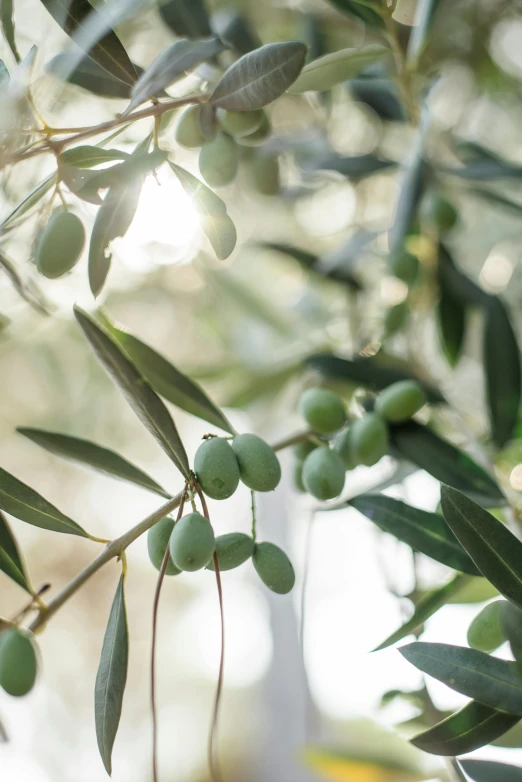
[400,642,522,714]
[0,511,32,593]
[349,77,405,122]
[437,259,467,366]
[159,0,211,38]
[211,10,261,55]
[326,0,384,28]
[302,152,395,180]
[438,244,489,307]
[103,318,236,434]
[483,296,521,448]
[500,603,522,678]
[60,146,129,168]
[95,575,128,776]
[460,759,522,782]
[0,466,88,536]
[47,52,138,98]
[0,251,50,315]
[169,162,236,259]
[390,423,505,507]
[17,428,170,499]
[1,0,20,63]
[410,700,520,756]
[38,0,137,86]
[288,46,387,93]
[0,173,57,232]
[441,485,522,611]
[74,307,190,480]
[260,239,364,291]
[209,41,307,110]
[350,495,480,575]
[125,37,224,113]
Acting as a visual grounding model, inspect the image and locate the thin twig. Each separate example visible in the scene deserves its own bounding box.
[250,490,257,541]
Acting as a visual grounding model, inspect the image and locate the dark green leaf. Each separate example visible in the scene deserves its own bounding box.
[437,258,467,366]
[326,0,384,29]
[469,187,522,216]
[159,0,211,38]
[438,244,489,307]
[349,77,405,122]
[74,308,190,479]
[389,116,428,253]
[374,575,468,651]
[209,41,307,110]
[0,466,88,537]
[95,575,128,776]
[126,37,224,113]
[351,495,480,575]
[303,152,395,180]
[0,512,32,592]
[104,320,236,434]
[411,700,519,756]
[17,428,170,499]
[306,353,444,402]
[47,52,138,98]
[461,759,522,781]
[444,160,522,181]
[288,46,387,93]
[259,240,363,291]
[211,10,260,55]
[401,642,522,714]
[390,423,505,507]
[169,162,236,259]
[500,603,522,678]
[484,297,521,447]
[441,485,522,610]
[59,146,129,168]
[1,0,20,62]
[38,0,137,86]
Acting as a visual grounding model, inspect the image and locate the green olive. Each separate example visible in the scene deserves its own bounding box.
[467,600,507,653]
[389,251,419,285]
[174,105,206,148]
[375,380,426,423]
[0,628,37,697]
[302,447,345,500]
[252,541,295,594]
[421,193,458,234]
[194,437,240,501]
[231,434,281,492]
[217,108,264,138]
[385,301,409,336]
[236,114,271,147]
[169,512,215,572]
[349,413,389,466]
[333,427,359,470]
[206,532,255,571]
[298,388,346,435]
[36,209,85,279]
[252,154,280,196]
[147,516,181,575]
[199,133,239,188]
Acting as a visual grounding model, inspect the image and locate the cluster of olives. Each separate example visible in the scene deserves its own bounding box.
[175,105,280,195]
[294,380,426,500]
[0,626,38,697]
[36,208,86,280]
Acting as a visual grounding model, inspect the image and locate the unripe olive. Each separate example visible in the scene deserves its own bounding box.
[385,301,409,336]
[206,532,255,571]
[389,251,419,285]
[349,413,389,466]
[293,440,317,461]
[236,113,271,147]
[231,434,281,492]
[0,628,37,697]
[169,512,215,572]
[375,380,426,423]
[217,108,264,138]
[252,541,295,594]
[467,600,507,653]
[147,516,181,576]
[36,209,85,279]
[194,437,240,501]
[333,427,359,470]
[199,133,239,188]
[298,387,347,435]
[174,105,206,149]
[421,193,458,234]
[302,447,345,500]
[252,154,280,196]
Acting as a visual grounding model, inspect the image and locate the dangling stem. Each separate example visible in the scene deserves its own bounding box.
[194,483,225,782]
[250,490,257,541]
[150,485,188,782]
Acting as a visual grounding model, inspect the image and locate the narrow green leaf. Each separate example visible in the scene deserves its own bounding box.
[374,575,467,651]
[389,118,428,253]
[59,146,129,168]
[500,603,522,677]
[0,512,32,592]
[401,642,522,715]
[470,187,522,216]
[47,52,137,98]
[349,77,405,122]
[0,466,88,536]
[211,10,261,55]
[1,0,20,62]
[74,308,190,480]
[390,423,505,507]
[0,173,57,232]
[209,41,307,111]
[105,321,235,434]
[438,244,489,307]
[0,251,50,315]
[38,0,137,86]
[303,152,395,180]
[260,237,365,290]
[17,428,170,499]
[441,485,522,610]
[288,46,387,93]
[95,575,128,776]
[437,262,467,367]
[460,760,522,782]
[159,0,211,38]
[484,297,521,447]
[411,700,519,756]
[326,0,384,28]
[351,495,480,575]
